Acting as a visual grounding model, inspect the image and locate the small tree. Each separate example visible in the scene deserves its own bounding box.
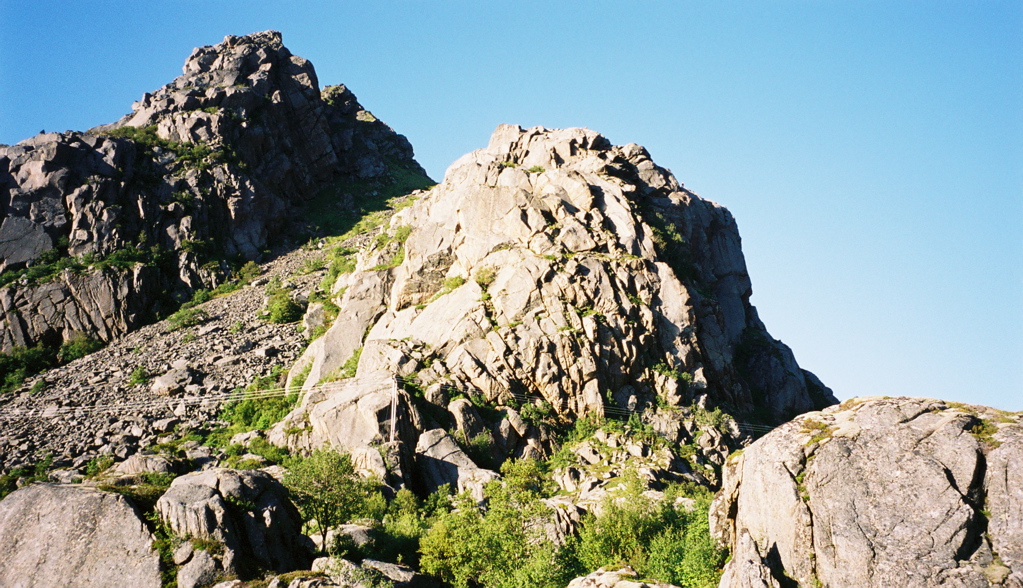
[283,449,369,547]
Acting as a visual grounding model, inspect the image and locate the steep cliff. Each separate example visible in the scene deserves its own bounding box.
[0,30,425,352]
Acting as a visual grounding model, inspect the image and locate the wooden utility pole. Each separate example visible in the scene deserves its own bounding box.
[389,377,398,444]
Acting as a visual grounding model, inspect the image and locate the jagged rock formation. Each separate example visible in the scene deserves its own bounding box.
[710,397,1023,588]
[0,483,162,587]
[0,30,424,351]
[275,125,835,488]
[156,468,311,580]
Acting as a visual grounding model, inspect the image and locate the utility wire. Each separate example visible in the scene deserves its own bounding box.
[0,373,777,434]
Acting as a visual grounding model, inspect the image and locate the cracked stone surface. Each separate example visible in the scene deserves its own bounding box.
[711,396,1023,588]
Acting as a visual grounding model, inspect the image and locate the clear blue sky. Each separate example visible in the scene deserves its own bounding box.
[2,2,1020,410]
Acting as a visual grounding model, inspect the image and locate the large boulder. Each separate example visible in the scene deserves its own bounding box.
[415,428,499,500]
[0,483,161,587]
[711,396,1023,587]
[156,468,311,577]
[268,372,423,458]
[567,567,680,588]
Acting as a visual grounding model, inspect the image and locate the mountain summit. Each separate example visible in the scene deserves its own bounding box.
[0,31,424,352]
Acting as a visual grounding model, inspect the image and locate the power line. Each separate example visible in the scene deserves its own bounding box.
[0,373,777,435]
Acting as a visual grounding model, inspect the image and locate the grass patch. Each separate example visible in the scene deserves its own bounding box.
[301,159,434,239]
[166,307,208,331]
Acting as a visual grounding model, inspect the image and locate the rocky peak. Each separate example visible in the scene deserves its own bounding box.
[272,124,835,493]
[0,31,425,352]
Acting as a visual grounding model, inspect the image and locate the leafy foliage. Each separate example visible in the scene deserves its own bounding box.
[56,332,104,363]
[419,459,580,588]
[204,366,299,446]
[0,454,52,500]
[166,307,208,331]
[0,343,57,394]
[577,480,726,587]
[283,449,378,547]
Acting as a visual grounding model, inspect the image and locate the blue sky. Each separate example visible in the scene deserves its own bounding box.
[2,2,1020,410]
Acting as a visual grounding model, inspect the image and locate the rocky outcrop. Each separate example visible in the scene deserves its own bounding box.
[156,468,311,578]
[711,397,1023,587]
[415,428,499,499]
[0,483,161,587]
[279,124,833,486]
[568,567,680,588]
[0,30,425,352]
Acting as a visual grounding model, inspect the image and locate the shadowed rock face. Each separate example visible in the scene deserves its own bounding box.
[0,30,423,351]
[0,483,161,588]
[156,468,311,578]
[711,396,1023,588]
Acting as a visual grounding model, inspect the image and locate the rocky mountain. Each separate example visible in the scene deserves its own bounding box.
[266,124,836,496]
[0,30,425,352]
[4,28,1015,588]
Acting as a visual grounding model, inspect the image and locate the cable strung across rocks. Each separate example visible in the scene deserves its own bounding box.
[0,374,777,435]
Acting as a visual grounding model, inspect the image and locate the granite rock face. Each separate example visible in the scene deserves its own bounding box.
[0,30,423,352]
[711,397,1023,588]
[0,483,162,588]
[156,468,311,577]
[279,124,834,484]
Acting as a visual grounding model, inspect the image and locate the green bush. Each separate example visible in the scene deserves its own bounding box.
[203,366,300,447]
[56,333,103,363]
[474,266,497,290]
[0,343,57,393]
[576,481,725,587]
[167,307,208,331]
[0,454,52,500]
[128,365,149,386]
[262,284,304,324]
[419,459,579,588]
[283,449,378,547]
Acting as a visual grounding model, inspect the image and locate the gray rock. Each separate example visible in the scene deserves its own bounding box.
[712,397,1023,587]
[0,29,424,355]
[156,468,310,576]
[448,398,487,439]
[0,484,161,587]
[151,367,201,396]
[177,549,222,588]
[173,541,195,565]
[567,567,679,588]
[415,428,499,500]
[114,452,179,475]
[279,124,833,479]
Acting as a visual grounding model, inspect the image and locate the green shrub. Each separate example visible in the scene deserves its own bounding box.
[204,366,300,447]
[0,454,52,500]
[474,266,497,290]
[56,333,103,363]
[167,307,208,331]
[238,261,261,283]
[264,292,304,324]
[576,482,725,587]
[128,365,149,386]
[419,459,579,588]
[298,257,326,275]
[525,166,545,173]
[0,343,57,393]
[283,449,378,547]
